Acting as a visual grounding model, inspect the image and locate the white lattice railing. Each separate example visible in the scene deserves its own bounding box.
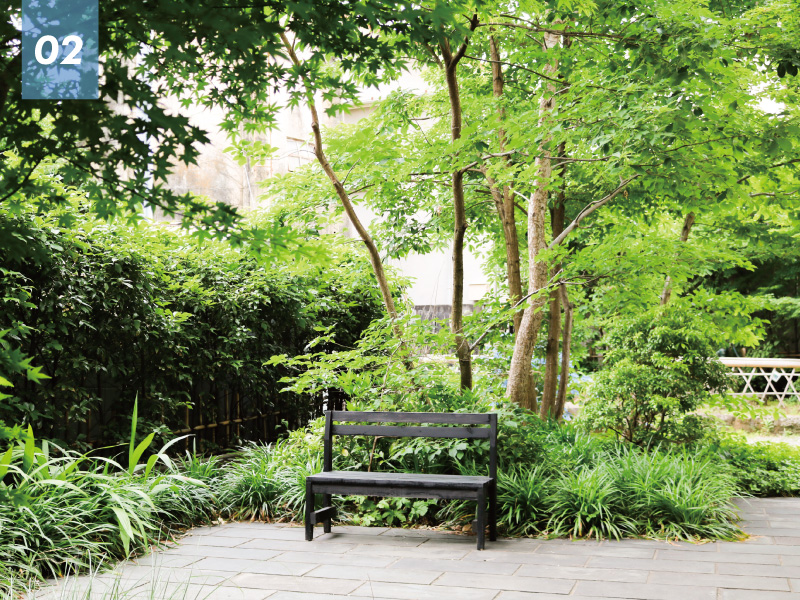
[719,357,800,407]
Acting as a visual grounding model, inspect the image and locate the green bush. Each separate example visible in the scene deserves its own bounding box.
[0,206,382,447]
[712,437,800,496]
[210,402,745,542]
[580,306,729,446]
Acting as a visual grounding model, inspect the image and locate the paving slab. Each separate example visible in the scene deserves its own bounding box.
[264,550,397,567]
[306,565,440,584]
[350,581,497,599]
[433,572,575,594]
[267,594,351,600]
[514,564,648,583]
[585,556,715,573]
[388,556,521,575]
[28,498,800,600]
[223,573,361,595]
[496,594,628,600]
[462,550,589,567]
[646,571,791,591]
[721,591,798,600]
[573,580,717,600]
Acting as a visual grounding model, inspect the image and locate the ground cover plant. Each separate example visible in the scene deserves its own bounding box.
[214,397,745,541]
[0,408,217,596]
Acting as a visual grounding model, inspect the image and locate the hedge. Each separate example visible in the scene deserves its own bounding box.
[0,207,383,448]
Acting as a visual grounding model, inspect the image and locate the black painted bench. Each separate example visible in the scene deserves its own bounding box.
[304,411,498,550]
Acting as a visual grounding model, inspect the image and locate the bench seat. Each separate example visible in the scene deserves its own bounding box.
[307,471,493,499]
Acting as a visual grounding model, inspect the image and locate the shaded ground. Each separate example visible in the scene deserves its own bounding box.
[33,498,800,600]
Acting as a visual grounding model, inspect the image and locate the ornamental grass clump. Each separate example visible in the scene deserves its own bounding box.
[611,448,741,540]
[495,464,552,536]
[543,448,741,541]
[0,404,212,595]
[217,427,324,521]
[548,462,626,540]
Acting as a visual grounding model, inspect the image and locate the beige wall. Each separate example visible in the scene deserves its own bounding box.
[159,72,490,309]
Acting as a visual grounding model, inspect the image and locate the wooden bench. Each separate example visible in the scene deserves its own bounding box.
[304,410,498,550]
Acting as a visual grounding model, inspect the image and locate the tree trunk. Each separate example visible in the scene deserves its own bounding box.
[482,167,523,334]
[506,29,561,411]
[439,19,478,390]
[554,283,573,419]
[540,146,566,419]
[540,286,561,419]
[279,33,403,338]
[660,211,696,305]
[487,33,523,334]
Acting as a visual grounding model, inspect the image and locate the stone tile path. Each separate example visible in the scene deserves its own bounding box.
[36,498,800,600]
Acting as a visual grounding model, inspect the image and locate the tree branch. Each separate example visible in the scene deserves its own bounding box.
[462,54,564,85]
[737,158,800,184]
[451,14,480,66]
[546,175,639,249]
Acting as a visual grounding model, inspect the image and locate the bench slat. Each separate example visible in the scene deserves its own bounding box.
[310,483,487,500]
[308,471,492,487]
[330,411,492,425]
[332,424,490,439]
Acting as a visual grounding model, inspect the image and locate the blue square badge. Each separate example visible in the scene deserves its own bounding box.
[22,0,99,100]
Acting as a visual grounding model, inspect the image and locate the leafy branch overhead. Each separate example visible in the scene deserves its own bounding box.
[0,0,471,245]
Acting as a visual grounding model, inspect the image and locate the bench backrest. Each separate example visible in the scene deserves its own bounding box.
[322,411,498,482]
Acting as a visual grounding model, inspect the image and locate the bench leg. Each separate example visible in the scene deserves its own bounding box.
[305,480,314,541]
[322,494,332,533]
[489,482,497,542]
[476,488,486,551]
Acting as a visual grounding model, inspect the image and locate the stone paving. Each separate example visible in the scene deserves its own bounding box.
[36,498,800,600]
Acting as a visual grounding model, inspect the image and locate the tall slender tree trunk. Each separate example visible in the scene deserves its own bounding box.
[279,33,403,339]
[506,30,561,411]
[660,211,696,305]
[554,283,573,419]
[439,17,478,390]
[540,287,561,419]
[485,33,523,334]
[540,145,566,419]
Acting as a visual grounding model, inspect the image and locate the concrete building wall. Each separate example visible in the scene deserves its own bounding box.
[159,74,490,311]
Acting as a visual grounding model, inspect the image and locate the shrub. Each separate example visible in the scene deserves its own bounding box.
[580,306,729,446]
[712,437,800,496]
[0,206,382,447]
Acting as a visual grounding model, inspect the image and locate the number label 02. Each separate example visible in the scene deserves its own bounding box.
[22,0,99,100]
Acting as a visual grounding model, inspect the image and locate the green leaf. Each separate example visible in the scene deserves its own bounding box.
[21,425,35,474]
[129,432,155,475]
[0,446,13,479]
[111,507,134,556]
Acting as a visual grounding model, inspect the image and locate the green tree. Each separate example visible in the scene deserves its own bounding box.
[276,0,800,411]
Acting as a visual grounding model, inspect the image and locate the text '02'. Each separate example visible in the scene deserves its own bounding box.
[22,0,99,100]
